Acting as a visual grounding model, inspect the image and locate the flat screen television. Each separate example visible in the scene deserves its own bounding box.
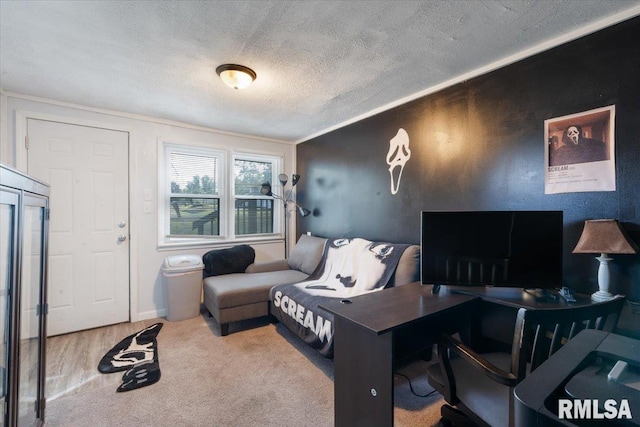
[421,210,563,289]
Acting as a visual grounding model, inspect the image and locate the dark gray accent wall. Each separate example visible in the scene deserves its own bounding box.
[296,17,640,298]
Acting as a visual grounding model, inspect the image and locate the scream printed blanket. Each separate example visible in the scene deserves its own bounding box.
[270,238,410,358]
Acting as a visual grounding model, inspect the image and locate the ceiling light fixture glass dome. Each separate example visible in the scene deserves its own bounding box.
[216,64,257,90]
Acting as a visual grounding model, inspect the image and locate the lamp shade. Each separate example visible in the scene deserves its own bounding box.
[216,64,256,90]
[297,206,311,217]
[573,219,638,254]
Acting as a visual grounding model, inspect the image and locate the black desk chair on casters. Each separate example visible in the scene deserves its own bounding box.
[426,296,625,427]
[445,257,509,286]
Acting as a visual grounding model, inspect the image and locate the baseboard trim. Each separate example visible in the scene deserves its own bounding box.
[137,308,166,321]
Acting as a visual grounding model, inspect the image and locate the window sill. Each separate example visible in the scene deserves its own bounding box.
[157,235,284,251]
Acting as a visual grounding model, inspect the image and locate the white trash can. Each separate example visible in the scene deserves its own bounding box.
[162,255,204,321]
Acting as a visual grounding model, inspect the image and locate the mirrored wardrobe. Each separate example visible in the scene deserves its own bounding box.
[1,164,49,427]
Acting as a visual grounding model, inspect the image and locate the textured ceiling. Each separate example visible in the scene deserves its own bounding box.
[1,1,639,142]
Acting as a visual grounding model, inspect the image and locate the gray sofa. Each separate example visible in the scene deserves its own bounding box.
[203,235,420,335]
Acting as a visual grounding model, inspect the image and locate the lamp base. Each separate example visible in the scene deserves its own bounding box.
[591,290,615,302]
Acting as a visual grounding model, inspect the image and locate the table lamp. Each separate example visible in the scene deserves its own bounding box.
[573,219,638,301]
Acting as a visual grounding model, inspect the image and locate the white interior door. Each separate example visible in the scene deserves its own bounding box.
[26,118,130,336]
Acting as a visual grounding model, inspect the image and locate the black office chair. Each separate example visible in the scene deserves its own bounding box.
[445,257,509,285]
[427,296,625,426]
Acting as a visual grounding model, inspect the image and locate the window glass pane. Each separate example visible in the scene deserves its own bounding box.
[234,159,272,196]
[170,197,220,236]
[19,205,43,425]
[235,198,274,235]
[170,152,218,195]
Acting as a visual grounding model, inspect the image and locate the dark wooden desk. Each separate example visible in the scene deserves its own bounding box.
[448,285,593,309]
[320,283,478,427]
[321,283,601,427]
[514,330,640,426]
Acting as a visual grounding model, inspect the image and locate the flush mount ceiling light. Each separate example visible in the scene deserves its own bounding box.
[216,64,256,90]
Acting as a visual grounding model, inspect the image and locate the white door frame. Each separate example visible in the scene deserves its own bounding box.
[15,110,139,323]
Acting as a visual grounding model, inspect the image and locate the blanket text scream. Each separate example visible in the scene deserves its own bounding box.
[272,290,333,343]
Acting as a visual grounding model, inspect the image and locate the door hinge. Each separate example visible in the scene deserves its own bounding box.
[45,208,51,221]
[25,135,29,149]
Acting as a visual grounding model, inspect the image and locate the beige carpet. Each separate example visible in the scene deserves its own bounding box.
[44,311,444,426]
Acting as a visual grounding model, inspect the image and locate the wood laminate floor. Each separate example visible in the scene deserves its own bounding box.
[45,318,158,401]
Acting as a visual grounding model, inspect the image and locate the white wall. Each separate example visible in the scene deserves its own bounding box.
[0,92,297,321]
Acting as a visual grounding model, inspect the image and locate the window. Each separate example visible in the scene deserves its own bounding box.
[160,142,282,246]
[163,144,226,241]
[234,156,280,236]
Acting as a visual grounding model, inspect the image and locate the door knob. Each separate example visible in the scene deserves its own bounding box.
[117,235,127,242]
[118,221,127,228]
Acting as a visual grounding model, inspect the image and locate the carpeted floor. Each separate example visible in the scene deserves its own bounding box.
[44,310,444,426]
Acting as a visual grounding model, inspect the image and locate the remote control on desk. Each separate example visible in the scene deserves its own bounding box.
[559,286,576,302]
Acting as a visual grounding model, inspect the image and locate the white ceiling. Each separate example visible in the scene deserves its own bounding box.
[2,1,639,143]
